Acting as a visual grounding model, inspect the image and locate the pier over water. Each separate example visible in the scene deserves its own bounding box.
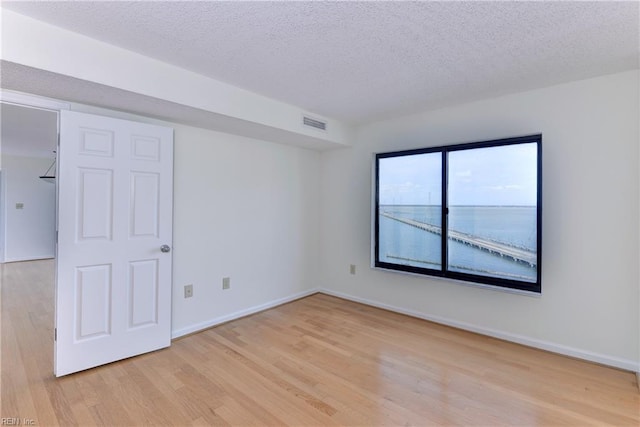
[380,211,537,267]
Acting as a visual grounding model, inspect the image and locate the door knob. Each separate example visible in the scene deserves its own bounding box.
[160,244,171,253]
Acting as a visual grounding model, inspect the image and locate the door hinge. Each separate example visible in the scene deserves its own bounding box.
[54,328,57,341]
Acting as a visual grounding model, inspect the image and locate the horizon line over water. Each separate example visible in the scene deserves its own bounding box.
[380,204,536,207]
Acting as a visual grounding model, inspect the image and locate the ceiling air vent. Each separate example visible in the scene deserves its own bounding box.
[303,116,327,131]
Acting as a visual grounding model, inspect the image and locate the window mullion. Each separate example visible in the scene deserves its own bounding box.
[441,150,448,274]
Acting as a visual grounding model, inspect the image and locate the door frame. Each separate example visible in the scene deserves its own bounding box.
[0,90,70,112]
[0,170,5,263]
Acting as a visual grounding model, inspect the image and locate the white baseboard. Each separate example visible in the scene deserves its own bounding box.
[168,285,639,373]
[171,288,320,339]
[319,289,639,373]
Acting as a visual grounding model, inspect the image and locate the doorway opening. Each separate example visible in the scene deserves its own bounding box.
[0,102,58,263]
[0,98,60,389]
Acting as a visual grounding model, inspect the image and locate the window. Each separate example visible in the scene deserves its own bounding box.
[374,134,541,293]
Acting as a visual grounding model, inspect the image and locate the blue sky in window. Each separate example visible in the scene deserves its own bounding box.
[379,143,537,206]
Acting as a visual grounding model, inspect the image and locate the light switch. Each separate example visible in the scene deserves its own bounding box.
[15,203,24,209]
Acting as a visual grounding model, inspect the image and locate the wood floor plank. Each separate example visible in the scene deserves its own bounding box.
[1,260,639,426]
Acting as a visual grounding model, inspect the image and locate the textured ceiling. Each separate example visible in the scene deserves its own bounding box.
[2,1,639,124]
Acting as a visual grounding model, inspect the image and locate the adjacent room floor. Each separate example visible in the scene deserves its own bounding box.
[1,260,638,426]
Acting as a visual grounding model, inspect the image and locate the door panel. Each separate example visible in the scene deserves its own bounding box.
[56,110,173,377]
[75,264,112,340]
[128,259,159,328]
[77,168,113,240]
[130,172,160,238]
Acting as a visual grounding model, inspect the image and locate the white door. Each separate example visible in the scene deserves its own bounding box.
[55,110,173,377]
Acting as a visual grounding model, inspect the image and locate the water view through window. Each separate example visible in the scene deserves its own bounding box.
[378,152,442,269]
[375,136,541,292]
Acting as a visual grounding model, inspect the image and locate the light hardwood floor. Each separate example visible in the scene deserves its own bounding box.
[1,260,638,426]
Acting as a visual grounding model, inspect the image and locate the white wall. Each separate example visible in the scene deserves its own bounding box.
[320,70,640,370]
[170,125,321,335]
[1,155,56,262]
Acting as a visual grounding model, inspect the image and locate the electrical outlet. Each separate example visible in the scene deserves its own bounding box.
[222,277,231,290]
[15,203,24,209]
[350,264,356,275]
[184,284,193,298]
